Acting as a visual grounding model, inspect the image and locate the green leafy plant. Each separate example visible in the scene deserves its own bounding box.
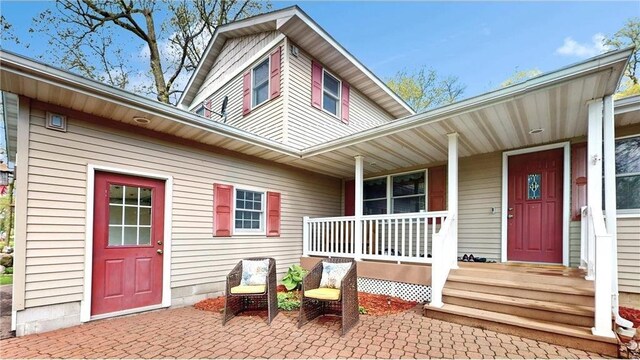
[4,267,12,275]
[359,305,367,315]
[281,264,307,291]
[277,292,301,311]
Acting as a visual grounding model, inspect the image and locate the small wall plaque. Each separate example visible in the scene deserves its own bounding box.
[46,112,67,132]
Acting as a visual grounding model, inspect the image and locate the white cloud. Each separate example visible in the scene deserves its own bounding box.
[556,33,611,58]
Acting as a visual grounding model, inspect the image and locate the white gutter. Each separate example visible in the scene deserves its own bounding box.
[0,50,302,158]
[300,46,635,158]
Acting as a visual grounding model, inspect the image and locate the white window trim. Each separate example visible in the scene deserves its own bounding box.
[233,187,267,235]
[363,169,429,215]
[613,134,640,214]
[251,58,270,110]
[321,68,341,119]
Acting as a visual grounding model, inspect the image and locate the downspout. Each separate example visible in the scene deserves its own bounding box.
[603,95,633,330]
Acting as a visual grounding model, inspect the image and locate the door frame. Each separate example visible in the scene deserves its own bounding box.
[81,164,173,322]
[500,142,570,266]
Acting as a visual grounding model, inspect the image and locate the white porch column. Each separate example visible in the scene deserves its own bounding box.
[354,155,363,261]
[586,99,603,280]
[448,133,459,268]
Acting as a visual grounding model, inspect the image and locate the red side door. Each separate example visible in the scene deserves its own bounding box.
[92,172,165,316]
[507,149,563,263]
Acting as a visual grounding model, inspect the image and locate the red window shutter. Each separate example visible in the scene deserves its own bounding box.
[311,61,323,109]
[571,143,588,221]
[344,180,355,216]
[213,184,233,237]
[270,47,281,99]
[428,166,447,211]
[242,71,251,116]
[204,99,211,118]
[266,192,281,237]
[341,82,350,124]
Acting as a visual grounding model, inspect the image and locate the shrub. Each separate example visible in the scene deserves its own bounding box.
[4,267,12,275]
[277,291,301,311]
[281,264,307,291]
[359,305,367,315]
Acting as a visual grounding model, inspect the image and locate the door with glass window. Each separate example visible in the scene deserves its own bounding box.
[507,149,563,263]
[91,172,165,316]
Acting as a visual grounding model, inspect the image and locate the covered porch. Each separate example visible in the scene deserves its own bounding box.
[298,48,637,341]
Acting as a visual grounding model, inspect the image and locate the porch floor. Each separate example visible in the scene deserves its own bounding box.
[0,306,610,359]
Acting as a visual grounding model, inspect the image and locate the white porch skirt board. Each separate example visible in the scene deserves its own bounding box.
[357,277,431,303]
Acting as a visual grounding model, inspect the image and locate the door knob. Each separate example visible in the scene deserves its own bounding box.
[507,214,514,219]
[157,249,163,255]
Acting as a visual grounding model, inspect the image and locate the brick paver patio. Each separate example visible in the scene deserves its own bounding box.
[0,306,609,359]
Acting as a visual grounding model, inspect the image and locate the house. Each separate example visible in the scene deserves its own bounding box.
[0,5,638,356]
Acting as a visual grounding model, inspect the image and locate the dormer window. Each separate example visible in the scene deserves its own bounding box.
[252,58,270,108]
[322,70,341,117]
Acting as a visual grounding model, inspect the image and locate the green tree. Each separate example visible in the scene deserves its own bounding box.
[500,68,542,88]
[386,66,466,112]
[605,17,640,97]
[23,0,270,104]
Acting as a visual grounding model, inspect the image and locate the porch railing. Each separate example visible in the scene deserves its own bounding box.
[429,213,457,308]
[302,211,448,264]
[580,205,614,337]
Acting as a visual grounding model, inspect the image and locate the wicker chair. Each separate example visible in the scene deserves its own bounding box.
[223,257,278,325]
[298,258,359,335]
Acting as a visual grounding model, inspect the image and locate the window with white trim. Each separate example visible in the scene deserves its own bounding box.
[363,171,427,215]
[615,135,640,210]
[234,189,265,232]
[322,70,340,116]
[252,59,270,108]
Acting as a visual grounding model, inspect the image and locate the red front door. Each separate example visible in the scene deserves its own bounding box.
[507,149,563,263]
[92,172,165,316]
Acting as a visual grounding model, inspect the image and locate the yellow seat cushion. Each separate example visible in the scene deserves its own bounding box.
[230,285,265,294]
[305,288,341,301]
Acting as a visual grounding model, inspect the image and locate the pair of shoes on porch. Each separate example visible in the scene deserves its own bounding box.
[458,254,487,262]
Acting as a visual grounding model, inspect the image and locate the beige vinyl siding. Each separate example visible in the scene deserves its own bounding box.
[23,107,341,308]
[457,152,503,260]
[191,31,280,108]
[617,217,640,293]
[194,41,286,142]
[286,44,395,149]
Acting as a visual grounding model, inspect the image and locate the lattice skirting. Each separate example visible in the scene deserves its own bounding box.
[357,277,431,303]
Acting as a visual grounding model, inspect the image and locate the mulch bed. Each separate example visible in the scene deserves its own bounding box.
[194,290,417,316]
[620,306,640,328]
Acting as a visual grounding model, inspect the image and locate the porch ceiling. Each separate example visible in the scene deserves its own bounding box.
[295,49,633,178]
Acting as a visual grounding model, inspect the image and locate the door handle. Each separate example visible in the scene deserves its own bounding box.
[507,214,514,219]
[157,249,163,255]
[157,240,163,245]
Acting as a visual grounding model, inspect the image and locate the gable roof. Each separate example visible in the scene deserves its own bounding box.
[178,6,415,118]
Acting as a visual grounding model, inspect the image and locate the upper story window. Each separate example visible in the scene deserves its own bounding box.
[615,135,640,211]
[252,59,270,108]
[322,70,341,116]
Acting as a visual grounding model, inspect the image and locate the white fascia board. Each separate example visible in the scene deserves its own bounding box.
[0,51,302,158]
[614,95,640,114]
[300,47,634,158]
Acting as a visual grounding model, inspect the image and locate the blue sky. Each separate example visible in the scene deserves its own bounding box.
[1,1,638,98]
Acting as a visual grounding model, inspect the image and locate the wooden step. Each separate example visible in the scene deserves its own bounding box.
[424,304,618,357]
[451,265,592,287]
[446,275,594,306]
[442,288,594,327]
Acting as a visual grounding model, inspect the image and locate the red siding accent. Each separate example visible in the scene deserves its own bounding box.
[344,180,355,216]
[242,72,251,116]
[428,166,447,211]
[213,184,233,236]
[341,82,350,124]
[270,48,281,99]
[311,61,323,109]
[266,192,281,237]
[571,143,588,221]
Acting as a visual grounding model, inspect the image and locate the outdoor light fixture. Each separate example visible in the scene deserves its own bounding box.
[133,116,151,125]
[528,128,544,134]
